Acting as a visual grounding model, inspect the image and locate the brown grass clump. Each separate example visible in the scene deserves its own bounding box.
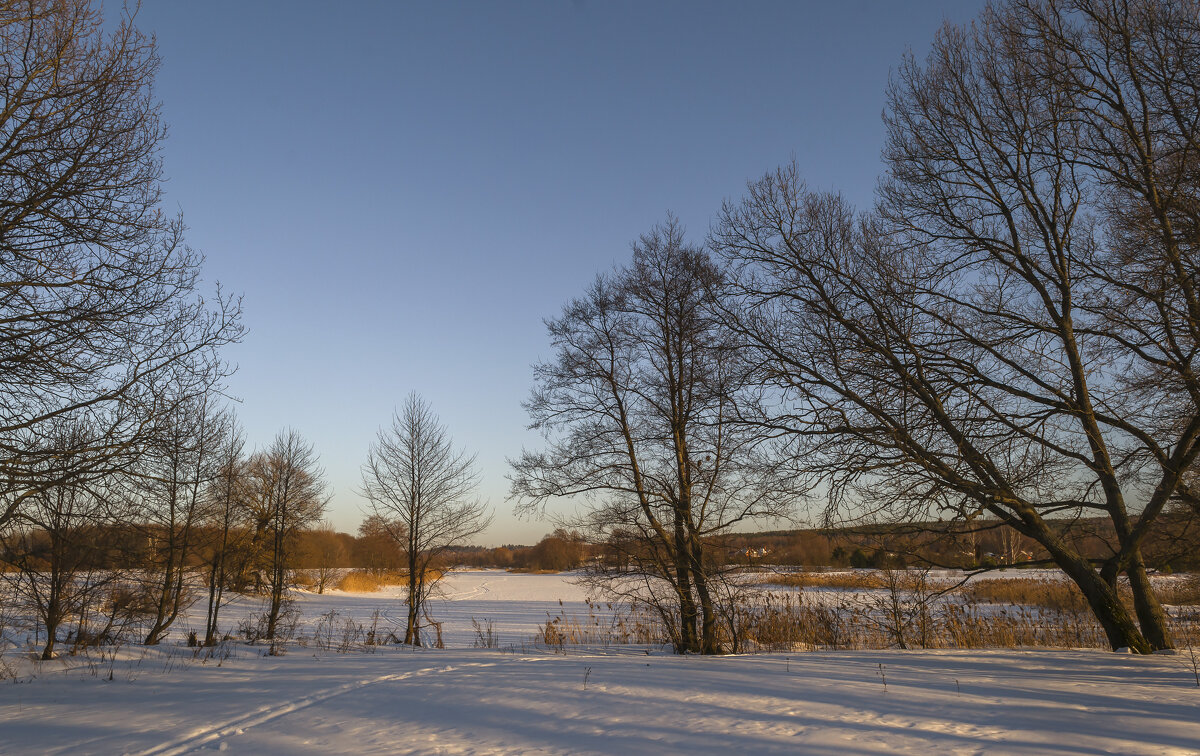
[1157,575,1200,606]
[937,603,1109,649]
[334,569,413,593]
[728,591,1117,651]
[765,570,888,590]
[529,576,1200,653]
[538,600,665,649]
[334,571,382,592]
[293,570,318,590]
[960,577,1092,612]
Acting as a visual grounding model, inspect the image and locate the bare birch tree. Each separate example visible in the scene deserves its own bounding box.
[361,393,490,646]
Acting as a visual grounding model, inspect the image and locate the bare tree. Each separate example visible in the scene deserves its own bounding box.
[245,430,328,643]
[201,419,248,647]
[361,393,490,646]
[711,0,1200,657]
[0,422,126,659]
[511,218,791,654]
[0,0,242,531]
[138,397,229,645]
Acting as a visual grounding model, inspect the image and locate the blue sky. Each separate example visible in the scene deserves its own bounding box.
[136,0,985,544]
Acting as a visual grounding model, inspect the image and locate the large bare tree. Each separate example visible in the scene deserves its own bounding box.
[0,0,242,531]
[361,393,490,646]
[711,0,1200,654]
[511,218,790,654]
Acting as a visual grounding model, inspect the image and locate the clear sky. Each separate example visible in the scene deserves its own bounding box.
[135,0,986,545]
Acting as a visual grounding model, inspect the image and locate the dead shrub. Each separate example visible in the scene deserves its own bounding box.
[471,617,499,648]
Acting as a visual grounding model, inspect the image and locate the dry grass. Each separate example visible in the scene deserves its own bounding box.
[334,569,416,593]
[293,570,318,590]
[538,571,1200,653]
[537,600,663,648]
[960,577,1093,612]
[1157,575,1200,606]
[765,570,889,590]
[712,591,1144,651]
[745,573,1200,650]
[535,590,1136,652]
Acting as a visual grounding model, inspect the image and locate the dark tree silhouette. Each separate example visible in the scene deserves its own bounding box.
[711,0,1200,653]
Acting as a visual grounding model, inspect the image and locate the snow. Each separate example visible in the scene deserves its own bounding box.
[1,571,1198,755]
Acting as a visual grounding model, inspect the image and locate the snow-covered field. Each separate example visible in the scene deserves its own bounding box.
[1,571,1198,755]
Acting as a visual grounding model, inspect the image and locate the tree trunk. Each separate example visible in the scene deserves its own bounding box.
[689,539,718,654]
[205,519,230,646]
[1127,554,1174,651]
[145,552,177,645]
[673,521,699,653]
[204,558,222,647]
[405,562,421,646]
[41,603,60,661]
[266,522,286,641]
[41,631,57,661]
[1058,553,1151,653]
[267,562,284,641]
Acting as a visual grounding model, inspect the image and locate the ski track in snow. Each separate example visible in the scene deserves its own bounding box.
[439,575,490,600]
[129,656,546,756]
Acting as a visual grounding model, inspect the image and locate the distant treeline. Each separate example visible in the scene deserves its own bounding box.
[8,510,1196,579]
[407,514,1200,574]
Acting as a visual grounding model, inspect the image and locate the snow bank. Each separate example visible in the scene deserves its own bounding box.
[2,571,1198,755]
[0,646,1196,755]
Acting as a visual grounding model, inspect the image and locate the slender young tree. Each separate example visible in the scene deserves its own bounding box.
[201,419,248,647]
[361,393,490,646]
